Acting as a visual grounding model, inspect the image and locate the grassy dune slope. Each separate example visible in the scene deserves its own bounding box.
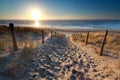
[0,25,49,50]
[0,25,51,78]
[71,31,120,57]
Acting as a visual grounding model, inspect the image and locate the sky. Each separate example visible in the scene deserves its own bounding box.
[0,0,120,20]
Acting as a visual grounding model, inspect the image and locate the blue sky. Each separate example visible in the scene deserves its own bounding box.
[0,0,120,20]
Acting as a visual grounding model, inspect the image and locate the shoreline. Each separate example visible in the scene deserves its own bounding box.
[0,25,120,33]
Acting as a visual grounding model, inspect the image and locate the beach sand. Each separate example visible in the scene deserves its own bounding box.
[23,36,119,80]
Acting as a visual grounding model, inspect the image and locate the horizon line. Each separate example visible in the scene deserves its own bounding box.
[0,19,120,21]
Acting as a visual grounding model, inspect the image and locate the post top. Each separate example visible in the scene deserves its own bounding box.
[9,23,14,26]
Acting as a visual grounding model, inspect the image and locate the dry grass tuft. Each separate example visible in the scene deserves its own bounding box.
[20,42,33,58]
[71,33,86,42]
[0,39,6,50]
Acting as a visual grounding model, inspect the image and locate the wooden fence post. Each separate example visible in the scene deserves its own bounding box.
[55,32,56,36]
[41,30,44,43]
[85,32,89,45]
[100,30,108,56]
[9,23,18,51]
[51,31,52,38]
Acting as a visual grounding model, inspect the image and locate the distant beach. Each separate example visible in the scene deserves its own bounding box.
[0,20,120,29]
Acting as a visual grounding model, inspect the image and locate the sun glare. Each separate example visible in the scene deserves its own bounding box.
[32,9,42,27]
[35,20,40,28]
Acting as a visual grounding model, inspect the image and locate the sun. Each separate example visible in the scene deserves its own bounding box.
[32,10,41,20]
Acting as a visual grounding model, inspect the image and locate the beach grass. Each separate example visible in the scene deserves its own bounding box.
[0,25,50,50]
[21,42,33,58]
[0,25,49,34]
[0,39,6,51]
[71,31,120,56]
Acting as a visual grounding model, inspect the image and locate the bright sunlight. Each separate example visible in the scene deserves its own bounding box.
[32,9,42,28]
[32,10,41,20]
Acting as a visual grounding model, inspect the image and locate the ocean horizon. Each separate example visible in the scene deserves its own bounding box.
[0,20,120,29]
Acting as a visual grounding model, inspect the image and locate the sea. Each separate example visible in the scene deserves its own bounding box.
[0,20,120,30]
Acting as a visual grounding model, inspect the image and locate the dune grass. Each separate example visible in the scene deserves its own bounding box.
[71,31,120,56]
[20,42,33,58]
[0,25,49,35]
[0,39,6,51]
[0,25,50,50]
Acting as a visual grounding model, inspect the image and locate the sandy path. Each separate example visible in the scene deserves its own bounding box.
[24,36,113,80]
